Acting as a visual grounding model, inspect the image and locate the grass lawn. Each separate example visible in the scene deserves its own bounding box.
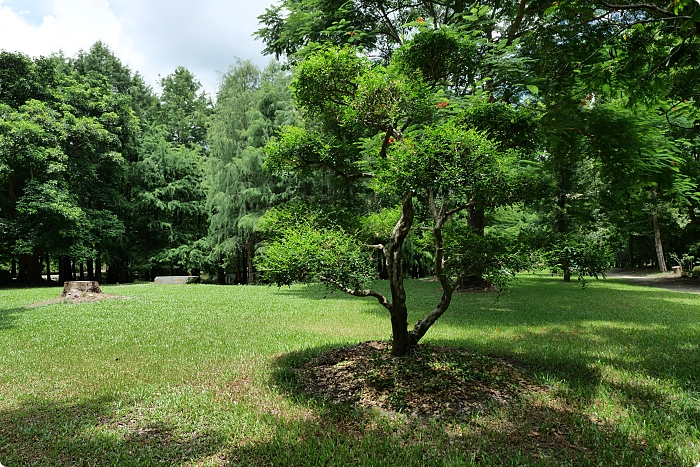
[0,274,698,466]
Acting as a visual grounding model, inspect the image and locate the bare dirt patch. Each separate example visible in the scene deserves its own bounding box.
[289,341,604,460]
[296,341,547,420]
[27,293,127,307]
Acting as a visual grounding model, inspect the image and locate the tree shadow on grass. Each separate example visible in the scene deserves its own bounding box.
[241,345,690,467]
[0,396,228,466]
[423,333,699,466]
[435,315,699,391]
[0,307,23,331]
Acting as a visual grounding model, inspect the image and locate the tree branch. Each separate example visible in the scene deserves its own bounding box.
[428,188,439,220]
[377,4,402,44]
[599,1,676,16]
[507,0,529,45]
[411,202,455,342]
[647,31,694,77]
[445,202,472,219]
[689,204,700,225]
[320,276,393,311]
[379,127,394,158]
[524,2,556,15]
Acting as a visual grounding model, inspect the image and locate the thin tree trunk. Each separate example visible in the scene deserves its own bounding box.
[79,263,85,280]
[87,258,94,281]
[11,258,16,279]
[236,251,242,284]
[64,257,72,282]
[386,195,415,357]
[45,251,51,283]
[628,233,634,268]
[467,206,485,235]
[95,256,102,283]
[653,212,667,273]
[461,206,490,287]
[218,254,226,285]
[246,240,255,284]
[627,204,634,268]
[562,254,571,282]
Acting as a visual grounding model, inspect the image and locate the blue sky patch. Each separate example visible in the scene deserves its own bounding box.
[2,0,53,27]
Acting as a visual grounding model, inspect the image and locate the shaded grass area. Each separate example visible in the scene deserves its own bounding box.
[0,274,698,466]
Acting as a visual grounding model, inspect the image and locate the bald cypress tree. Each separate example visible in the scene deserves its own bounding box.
[129,67,211,279]
[206,61,296,283]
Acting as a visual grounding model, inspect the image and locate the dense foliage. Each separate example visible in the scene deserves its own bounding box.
[0,44,211,283]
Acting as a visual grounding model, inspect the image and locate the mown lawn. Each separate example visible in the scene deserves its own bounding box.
[0,274,698,466]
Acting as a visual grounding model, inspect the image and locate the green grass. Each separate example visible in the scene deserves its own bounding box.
[0,274,698,466]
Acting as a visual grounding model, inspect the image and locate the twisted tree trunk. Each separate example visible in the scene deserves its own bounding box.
[411,190,457,343]
[385,195,415,356]
[333,193,464,357]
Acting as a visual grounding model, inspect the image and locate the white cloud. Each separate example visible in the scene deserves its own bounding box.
[0,0,144,68]
[0,0,272,96]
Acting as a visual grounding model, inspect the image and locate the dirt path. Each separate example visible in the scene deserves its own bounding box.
[606,268,700,294]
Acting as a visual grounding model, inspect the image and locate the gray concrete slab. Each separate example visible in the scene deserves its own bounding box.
[153,276,200,284]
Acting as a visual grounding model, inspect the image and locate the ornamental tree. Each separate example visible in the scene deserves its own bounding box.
[257,46,526,356]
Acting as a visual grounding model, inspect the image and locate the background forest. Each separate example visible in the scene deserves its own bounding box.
[2,0,700,286]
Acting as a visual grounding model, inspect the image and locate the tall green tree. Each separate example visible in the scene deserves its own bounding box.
[131,126,208,277]
[206,60,296,284]
[69,42,157,282]
[158,66,211,148]
[129,66,211,278]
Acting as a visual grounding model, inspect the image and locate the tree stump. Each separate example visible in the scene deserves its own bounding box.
[61,281,102,298]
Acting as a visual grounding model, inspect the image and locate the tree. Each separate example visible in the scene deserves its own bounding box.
[257,46,522,356]
[130,126,208,277]
[256,0,558,288]
[206,60,297,284]
[158,66,211,148]
[129,66,211,279]
[69,42,158,282]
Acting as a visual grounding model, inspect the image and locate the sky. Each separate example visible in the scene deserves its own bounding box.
[0,0,276,96]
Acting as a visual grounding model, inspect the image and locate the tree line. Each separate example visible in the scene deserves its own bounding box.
[2,0,699,304]
[0,43,292,284]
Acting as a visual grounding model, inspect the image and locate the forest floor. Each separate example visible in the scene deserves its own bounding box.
[607,267,700,294]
